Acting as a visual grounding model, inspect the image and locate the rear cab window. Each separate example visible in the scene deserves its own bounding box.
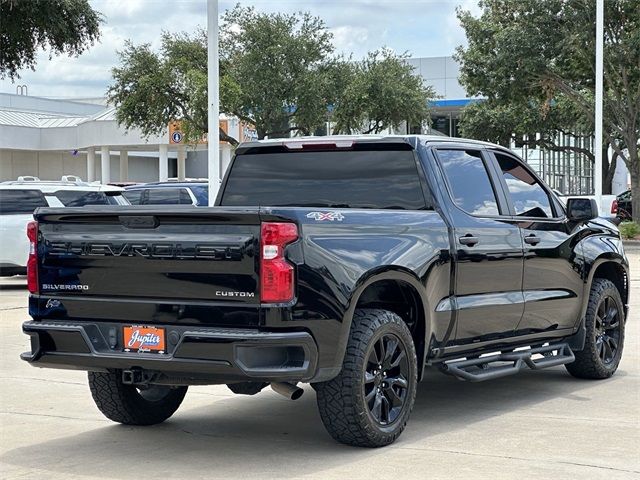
[0,189,48,214]
[53,190,127,207]
[220,147,427,210]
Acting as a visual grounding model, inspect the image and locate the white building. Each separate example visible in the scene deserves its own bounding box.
[0,92,239,183]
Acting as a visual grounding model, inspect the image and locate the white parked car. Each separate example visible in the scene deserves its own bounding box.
[0,176,129,276]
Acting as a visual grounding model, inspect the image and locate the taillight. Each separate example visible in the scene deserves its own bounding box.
[611,200,618,214]
[260,222,298,303]
[26,221,39,294]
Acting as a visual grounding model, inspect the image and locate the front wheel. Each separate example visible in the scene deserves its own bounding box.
[88,371,188,425]
[566,278,625,379]
[314,309,418,447]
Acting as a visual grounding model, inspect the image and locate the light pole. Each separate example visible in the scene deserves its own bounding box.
[207,0,221,206]
[594,0,604,209]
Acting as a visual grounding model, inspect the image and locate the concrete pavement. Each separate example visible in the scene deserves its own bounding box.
[1,255,638,479]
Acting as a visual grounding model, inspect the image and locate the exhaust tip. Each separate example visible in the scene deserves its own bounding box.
[270,382,304,400]
[290,387,304,401]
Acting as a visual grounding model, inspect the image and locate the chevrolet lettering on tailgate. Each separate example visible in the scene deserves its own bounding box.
[46,241,245,260]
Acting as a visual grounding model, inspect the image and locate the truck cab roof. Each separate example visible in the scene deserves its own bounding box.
[235,134,502,154]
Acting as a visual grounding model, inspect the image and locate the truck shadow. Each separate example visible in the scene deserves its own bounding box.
[0,368,614,479]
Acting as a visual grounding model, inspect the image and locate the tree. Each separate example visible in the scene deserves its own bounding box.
[0,0,101,80]
[219,5,336,138]
[332,49,434,135]
[457,0,639,215]
[108,7,434,146]
[107,30,236,145]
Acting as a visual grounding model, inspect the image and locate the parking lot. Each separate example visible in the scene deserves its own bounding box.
[0,252,638,480]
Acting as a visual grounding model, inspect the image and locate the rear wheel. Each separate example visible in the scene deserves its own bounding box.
[566,278,625,379]
[314,309,417,447]
[88,371,188,425]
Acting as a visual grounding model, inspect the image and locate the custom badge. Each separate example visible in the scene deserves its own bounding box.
[306,211,345,222]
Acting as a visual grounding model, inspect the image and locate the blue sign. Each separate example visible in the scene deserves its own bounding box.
[172,131,183,143]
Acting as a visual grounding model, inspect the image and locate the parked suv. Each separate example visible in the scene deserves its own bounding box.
[123,180,208,206]
[21,137,628,447]
[0,176,128,276]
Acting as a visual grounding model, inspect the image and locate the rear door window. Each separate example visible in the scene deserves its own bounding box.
[0,189,48,214]
[436,149,500,216]
[221,148,427,210]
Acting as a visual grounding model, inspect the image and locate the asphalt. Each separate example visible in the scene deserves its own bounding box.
[1,255,638,480]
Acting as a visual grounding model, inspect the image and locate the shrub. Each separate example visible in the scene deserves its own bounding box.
[619,221,640,240]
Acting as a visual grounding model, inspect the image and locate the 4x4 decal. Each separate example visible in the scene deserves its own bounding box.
[306,211,345,222]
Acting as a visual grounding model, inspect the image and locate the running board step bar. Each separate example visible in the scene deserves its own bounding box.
[442,343,575,382]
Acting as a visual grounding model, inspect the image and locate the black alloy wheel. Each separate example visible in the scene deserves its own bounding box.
[594,294,622,365]
[566,278,625,380]
[314,309,418,447]
[364,333,410,425]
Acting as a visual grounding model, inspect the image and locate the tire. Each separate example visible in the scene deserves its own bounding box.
[566,278,625,380]
[88,371,188,425]
[314,309,418,447]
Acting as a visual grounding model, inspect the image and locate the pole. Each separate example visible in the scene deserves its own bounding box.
[158,144,168,181]
[100,146,110,184]
[86,147,95,182]
[207,0,221,206]
[594,0,604,209]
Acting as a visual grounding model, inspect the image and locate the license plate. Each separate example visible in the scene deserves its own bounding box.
[123,325,166,354]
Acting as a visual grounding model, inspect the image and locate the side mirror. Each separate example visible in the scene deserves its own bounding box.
[566,198,598,221]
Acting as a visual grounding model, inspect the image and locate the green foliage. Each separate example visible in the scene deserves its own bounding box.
[456,0,640,210]
[460,95,592,152]
[0,0,102,80]
[219,5,334,138]
[107,6,433,144]
[619,221,640,240]
[333,49,434,135]
[107,31,214,144]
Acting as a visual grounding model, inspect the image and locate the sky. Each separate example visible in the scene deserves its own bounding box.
[1,0,481,99]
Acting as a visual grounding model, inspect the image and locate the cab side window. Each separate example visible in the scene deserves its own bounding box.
[123,190,143,205]
[437,149,500,216]
[494,152,554,218]
[145,188,192,205]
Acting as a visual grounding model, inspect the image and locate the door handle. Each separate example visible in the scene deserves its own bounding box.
[459,234,479,246]
[524,234,541,246]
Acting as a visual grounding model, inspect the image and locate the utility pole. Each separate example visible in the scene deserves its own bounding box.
[207,0,221,206]
[594,0,604,209]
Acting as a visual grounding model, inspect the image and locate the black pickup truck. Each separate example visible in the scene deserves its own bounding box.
[22,135,629,447]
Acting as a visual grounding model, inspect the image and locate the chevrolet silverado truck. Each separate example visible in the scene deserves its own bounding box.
[22,135,629,447]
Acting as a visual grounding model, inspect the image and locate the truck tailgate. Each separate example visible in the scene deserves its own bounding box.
[32,207,262,326]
